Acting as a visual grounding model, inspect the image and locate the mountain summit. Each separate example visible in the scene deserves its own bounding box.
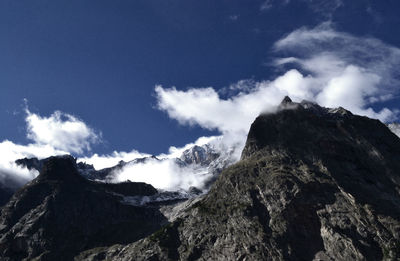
[77,98,400,260]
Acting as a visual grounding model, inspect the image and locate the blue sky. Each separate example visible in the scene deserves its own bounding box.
[1,0,400,161]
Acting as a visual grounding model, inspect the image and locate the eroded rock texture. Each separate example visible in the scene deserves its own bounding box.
[77,99,400,261]
[0,156,166,261]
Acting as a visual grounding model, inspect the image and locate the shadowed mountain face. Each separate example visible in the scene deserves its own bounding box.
[77,98,400,261]
[0,185,14,208]
[0,156,166,261]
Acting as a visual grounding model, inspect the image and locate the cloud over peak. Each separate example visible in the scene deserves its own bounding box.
[155,23,400,141]
[274,23,400,120]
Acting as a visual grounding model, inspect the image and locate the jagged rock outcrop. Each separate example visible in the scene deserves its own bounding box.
[0,155,166,261]
[15,157,43,172]
[77,98,400,261]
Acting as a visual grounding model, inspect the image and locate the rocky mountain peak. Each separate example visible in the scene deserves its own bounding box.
[180,144,219,166]
[37,155,84,183]
[77,100,400,261]
[280,95,293,105]
[15,157,43,171]
[241,100,363,160]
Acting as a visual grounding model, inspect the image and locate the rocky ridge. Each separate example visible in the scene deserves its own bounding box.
[77,97,400,260]
[0,155,166,261]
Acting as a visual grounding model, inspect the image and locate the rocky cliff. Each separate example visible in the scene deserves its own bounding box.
[0,155,166,261]
[77,98,400,261]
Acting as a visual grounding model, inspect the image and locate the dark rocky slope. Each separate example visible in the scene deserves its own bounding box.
[0,185,14,208]
[0,171,23,207]
[0,155,166,261]
[78,98,400,260]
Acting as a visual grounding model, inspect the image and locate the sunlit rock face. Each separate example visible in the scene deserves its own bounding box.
[77,98,400,261]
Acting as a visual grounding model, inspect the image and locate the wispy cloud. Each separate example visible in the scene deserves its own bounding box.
[260,0,274,11]
[228,14,239,21]
[305,0,343,19]
[260,0,290,11]
[260,0,342,19]
[155,23,400,142]
[274,22,400,119]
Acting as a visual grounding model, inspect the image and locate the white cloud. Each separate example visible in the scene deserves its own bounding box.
[0,140,67,187]
[274,23,400,119]
[160,135,219,159]
[0,107,101,189]
[78,150,150,170]
[155,84,279,136]
[109,158,211,191]
[25,108,100,154]
[274,23,400,84]
[155,23,400,142]
[260,0,290,11]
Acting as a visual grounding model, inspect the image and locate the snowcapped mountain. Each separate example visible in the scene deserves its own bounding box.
[11,139,239,205]
[179,144,219,165]
[82,141,239,192]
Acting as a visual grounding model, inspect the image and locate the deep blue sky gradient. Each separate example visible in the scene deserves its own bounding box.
[1,0,400,155]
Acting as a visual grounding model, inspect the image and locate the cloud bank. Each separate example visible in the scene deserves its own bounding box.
[80,136,223,191]
[0,107,100,187]
[79,150,150,170]
[110,158,211,191]
[155,23,400,139]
